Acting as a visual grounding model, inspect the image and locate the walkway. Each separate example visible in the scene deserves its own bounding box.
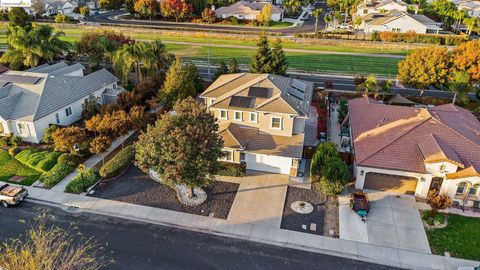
[50,131,135,192]
[15,184,480,270]
[328,103,342,149]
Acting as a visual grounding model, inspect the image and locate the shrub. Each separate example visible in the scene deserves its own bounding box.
[427,190,452,217]
[42,125,59,144]
[57,153,78,167]
[227,16,238,25]
[216,161,246,177]
[40,162,74,188]
[8,147,16,156]
[15,149,46,168]
[99,144,135,178]
[201,8,216,24]
[310,142,339,177]
[319,157,349,196]
[36,151,62,172]
[9,135,21,146]
[65,167,99,193]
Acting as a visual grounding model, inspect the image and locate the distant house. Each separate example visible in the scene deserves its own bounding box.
[214,1,284,22]
[86,0,99,10]
[199,73,314,175]
[0,62,121,143]
[348,97,480,207]
[356,0,408,17]
[362,10,442,34]
[458,1,480,18]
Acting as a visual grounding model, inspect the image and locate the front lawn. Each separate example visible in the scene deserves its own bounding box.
[426,214,480,260]
[0,151,41,186]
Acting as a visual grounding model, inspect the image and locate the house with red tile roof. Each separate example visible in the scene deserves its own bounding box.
[348,97,480,207]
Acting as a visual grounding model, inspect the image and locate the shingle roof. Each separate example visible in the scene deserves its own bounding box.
[0,62,118,122]
[215,1,283,16]
[348,97,480,174]
[201,73,313,117]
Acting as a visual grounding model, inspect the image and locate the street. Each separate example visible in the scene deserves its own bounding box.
[0,202,401,270]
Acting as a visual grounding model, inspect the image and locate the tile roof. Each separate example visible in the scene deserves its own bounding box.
[201,73,313,117]
[215,1,284,16]
[218,122,304,158]
[418,134,464,167]
[0,62,118,122]
[348,97,480,173]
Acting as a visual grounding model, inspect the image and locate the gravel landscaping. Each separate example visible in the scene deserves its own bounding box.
[89,165,239,219]
[281,186,325,235]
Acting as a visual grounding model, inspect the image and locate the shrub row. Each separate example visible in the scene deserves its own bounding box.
[0,135,22,148]
[99,145,135,179]
[216,161,246,177]
[40,162,74,188]
[65,167,99,193]
[15,149,62,172]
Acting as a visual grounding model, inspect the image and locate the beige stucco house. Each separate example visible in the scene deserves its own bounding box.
[348,97,480,208]
[355,0,408,17]
[362,10,442,34]
[214,1,284,22]
[199,73,313,175]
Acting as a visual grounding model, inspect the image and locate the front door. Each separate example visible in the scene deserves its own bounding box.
[429,177,443,192]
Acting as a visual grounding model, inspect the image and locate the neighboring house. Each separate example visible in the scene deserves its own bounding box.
[457,1,480,18]
[59,0,78,14]
[356,0,408,17]
[362,10,442,33]
[0,61,120,143]
[348,97,480,207]
[42,0,78,16]
[199,73,314,175]
[86,0,99,10]
[214,1,284,21]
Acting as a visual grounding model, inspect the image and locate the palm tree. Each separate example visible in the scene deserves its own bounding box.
[356,75,378,97]
[1,24,70,69]
[380,79,394,102]
[463,17,479,36]
[150,39,172,79]
[448,71,472,105]
[312,8,324,34]
[113,42,155,85]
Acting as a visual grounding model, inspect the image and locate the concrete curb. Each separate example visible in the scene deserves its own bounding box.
[21,186,480,270]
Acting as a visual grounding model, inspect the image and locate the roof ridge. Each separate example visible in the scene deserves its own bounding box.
[202,73,246,96]
[357,111,432,165]
[210,74,267,107]
[31,76,49,121]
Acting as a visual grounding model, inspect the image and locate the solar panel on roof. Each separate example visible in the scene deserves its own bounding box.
[0,74,42,85]
[229,96,256,108]
[248,87,272,98]
[289,88,305,100]
[291,79,307,93]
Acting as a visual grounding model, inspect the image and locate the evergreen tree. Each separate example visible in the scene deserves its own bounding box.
[249,34,272,74]
[185,61,203,94]
[159,57,197,107]
[8,7,31,30]
[214,60,228,80]
[270,38,288,75]
[229,58,241,73]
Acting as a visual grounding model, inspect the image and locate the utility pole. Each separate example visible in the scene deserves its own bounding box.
[207,32,211,80]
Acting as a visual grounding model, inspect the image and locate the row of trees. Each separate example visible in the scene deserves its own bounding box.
[398,40,480,103]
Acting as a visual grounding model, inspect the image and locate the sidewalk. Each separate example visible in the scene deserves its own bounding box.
[20,185,480,270]
[49,131,135,192]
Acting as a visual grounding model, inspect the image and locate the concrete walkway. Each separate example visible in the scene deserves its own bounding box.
[50,131,135,192]
[16,184,480,270]
[328,103,342,149]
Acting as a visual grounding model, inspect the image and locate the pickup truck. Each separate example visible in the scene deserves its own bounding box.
[0,184,28,208]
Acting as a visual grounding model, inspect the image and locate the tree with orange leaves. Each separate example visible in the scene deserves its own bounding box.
[160,0,191,22]
[134,0,158,19]
[452,40,480,84]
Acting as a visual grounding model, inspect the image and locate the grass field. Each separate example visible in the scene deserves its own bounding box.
[0,25,402,75]
[426,214,480,260]
[0,151,41,186]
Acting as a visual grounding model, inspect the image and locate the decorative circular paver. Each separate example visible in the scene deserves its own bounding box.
[175,185,207,206]
[290,201,314,214]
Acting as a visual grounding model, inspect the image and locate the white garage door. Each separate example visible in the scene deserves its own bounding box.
[244,153,293,174]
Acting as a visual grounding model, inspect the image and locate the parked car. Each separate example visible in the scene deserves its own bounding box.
[0,184,28,208]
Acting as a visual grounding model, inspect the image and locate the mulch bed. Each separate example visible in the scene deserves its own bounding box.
[280,186,326,235]
[89,165,239,219]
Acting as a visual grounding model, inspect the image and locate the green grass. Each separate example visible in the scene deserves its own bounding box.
[269,21,294,28]
[0,150,41,186]
[426,214,480,260]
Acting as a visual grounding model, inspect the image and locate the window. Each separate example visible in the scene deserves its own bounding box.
[392,28,401,32]
[55,113,60,124]
[65,107,72,117]
[249,112,257,123]
[221,150,233,161]
[456,182,466,194]
[271,117,282,129]
[234,111,242,121]
[219,110,228,119]
[17,123,28,135]
[469,184,479,196]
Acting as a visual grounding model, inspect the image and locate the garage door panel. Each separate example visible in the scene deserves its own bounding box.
[364,173,417,195]
[245,153,292,174]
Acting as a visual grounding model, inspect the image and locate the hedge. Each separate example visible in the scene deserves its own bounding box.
[99,145,135,179]
[40,162,74,188]
[65,167,99,193]
[217,161,246,177]
[15,149,62,172]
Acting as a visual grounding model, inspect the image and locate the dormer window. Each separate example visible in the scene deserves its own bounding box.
[234,111,242,121]
[219,110,227,120]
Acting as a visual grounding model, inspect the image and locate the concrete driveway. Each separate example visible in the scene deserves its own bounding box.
[339,190,431,254]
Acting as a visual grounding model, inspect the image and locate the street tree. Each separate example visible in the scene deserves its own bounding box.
[135,97,223,199]
[160,0,192,22]
[52,127,90,154]
[312,8,323,33]
[134,0,159,19]
[398,47,452,89]
[0,210,109,270]
[89,135,112,165]
[452,40,480,84]
[257,4,272,26]
[270,38,288,75]
[319,157,349,197]
[356,75,378,97]
[250,33,272,73]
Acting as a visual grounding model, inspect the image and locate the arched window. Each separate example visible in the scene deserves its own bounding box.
[456,182,467,194]
[469,184,479,197]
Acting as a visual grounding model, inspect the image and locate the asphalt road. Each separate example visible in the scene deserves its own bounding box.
[0,202,401,270]
[85,9,322,35]
[196,66,479,101]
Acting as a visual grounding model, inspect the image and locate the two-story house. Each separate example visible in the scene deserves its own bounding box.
[0,61,121,143]
[199,73,313,176]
